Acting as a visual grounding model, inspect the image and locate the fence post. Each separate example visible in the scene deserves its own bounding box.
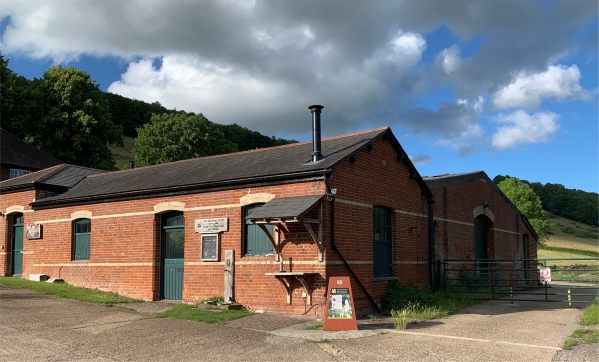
[491,260,495,300]
[510,286,513,304]
[568,289,571,308]
[443,260,447,292]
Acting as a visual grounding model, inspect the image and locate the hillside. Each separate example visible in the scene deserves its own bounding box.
[538,213,598,269]
[0,56,294,170]
[494,175,598,226]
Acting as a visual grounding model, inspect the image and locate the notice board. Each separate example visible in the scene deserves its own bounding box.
[323,276,358,331]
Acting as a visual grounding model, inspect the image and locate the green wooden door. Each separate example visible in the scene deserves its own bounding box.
[161,214,184,300]
[11,214,24,276]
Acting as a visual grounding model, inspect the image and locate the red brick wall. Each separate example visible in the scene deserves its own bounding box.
[0,189,36,275]
[1,182,329,315]
[326,137,430,315]
[430,177,538,285]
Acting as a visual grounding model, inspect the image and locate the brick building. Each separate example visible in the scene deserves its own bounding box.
[0,106,537,316]
[0,128,60,180]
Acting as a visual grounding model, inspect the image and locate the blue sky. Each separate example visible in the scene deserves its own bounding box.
[1,1,597,192]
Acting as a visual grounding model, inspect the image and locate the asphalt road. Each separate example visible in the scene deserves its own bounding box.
[0,285,586,361]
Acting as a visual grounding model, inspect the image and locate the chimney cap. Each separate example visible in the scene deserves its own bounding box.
[308,104,324,111]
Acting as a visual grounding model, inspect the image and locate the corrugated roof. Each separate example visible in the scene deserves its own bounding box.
[245,195,323,221]
[34,127,392,205]
[0,164,102,193]
[0,128,60,170]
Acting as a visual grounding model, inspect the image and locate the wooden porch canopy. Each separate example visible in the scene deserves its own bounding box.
[245,194,324,261]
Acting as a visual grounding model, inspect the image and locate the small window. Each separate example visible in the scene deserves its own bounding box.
[373,206,393,277]
[243,204,273,256]
[10,169,32,179]
[73,219,91,260]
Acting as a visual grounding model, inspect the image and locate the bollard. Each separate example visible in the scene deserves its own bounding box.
[568,289,571,308]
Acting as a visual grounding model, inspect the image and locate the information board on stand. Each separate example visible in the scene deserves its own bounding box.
[323,276,358,331]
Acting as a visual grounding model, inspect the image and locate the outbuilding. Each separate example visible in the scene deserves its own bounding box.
[0,106,537,316]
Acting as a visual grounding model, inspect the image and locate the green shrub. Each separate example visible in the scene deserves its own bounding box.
[382,282,435,313]
[201,296,225,304]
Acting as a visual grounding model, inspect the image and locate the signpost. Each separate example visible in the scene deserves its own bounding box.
[195,218,228,233]
[323,276,357,331]
[539,267,551,283]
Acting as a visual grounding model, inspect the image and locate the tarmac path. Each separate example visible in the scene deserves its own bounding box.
[0,285,586,361]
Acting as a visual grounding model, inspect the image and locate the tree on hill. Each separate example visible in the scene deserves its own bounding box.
[0,53,43,140]
[30,66,123,169]
[494,175,598,226]
[135,113,238,166]
[498,177,552,244]
[105,92,170,137]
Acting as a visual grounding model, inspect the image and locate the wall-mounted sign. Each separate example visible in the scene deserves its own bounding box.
[539,267,551,283]
[323,276,357,331]
[26,224,42,240]
[201,234,220,261]
[195,218,228,233]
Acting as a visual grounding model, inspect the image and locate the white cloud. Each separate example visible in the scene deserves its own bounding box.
[410,153,431,165]
[493,65,588,109]
[0,0,595,150]
[491,110,559,149]
[439,45,461,74]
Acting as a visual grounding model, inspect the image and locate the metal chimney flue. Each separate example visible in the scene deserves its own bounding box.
[309,105,324,162]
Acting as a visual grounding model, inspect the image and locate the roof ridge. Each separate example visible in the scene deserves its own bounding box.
[0,163,65,185]
[423,170,484,179]
[88,126,389,178]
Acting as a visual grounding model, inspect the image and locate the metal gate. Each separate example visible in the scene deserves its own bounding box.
[442,258,598,306]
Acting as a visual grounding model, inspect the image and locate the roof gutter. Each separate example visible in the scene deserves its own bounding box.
[32,169,331,209]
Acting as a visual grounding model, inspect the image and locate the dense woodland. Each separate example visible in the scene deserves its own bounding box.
[494,175,598,226]
[0,54,293,169]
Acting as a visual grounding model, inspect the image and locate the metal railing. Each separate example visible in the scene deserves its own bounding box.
[442,258,598,306]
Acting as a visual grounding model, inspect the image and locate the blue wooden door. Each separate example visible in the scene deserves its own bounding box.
[161,214,184,300]
[11,214,24,276]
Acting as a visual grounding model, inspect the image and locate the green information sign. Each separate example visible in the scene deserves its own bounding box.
[327,287,353,319]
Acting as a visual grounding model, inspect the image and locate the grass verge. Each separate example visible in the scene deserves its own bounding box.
[0,277,135,306]
[158,303,252,323]
[580,297,599,326]
[383,282,486,328]
[563,329,599,350]
[562,297,599,350]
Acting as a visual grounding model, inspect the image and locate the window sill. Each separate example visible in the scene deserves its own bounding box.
[242,254,274,258]
[373,276,397,282]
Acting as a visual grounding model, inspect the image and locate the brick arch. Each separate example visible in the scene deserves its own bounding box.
[4,205,25,215]
[239,193,275,206]
[153,202,185,213]
[472,205,495,223]
[373,195,396,209]
[70,210,93,220]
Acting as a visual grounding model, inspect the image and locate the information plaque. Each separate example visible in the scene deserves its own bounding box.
[323,276,358,331]
[201,234,219,261]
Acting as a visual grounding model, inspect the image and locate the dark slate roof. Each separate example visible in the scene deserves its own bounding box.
[0,164,102,193]
[0,128,60,169]
[422,171,486,188]
[245,195,323,221]
[33,127,388,205]
[423,171,539,240]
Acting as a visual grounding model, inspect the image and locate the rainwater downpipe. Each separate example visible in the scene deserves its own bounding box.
[427,198,436,291]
